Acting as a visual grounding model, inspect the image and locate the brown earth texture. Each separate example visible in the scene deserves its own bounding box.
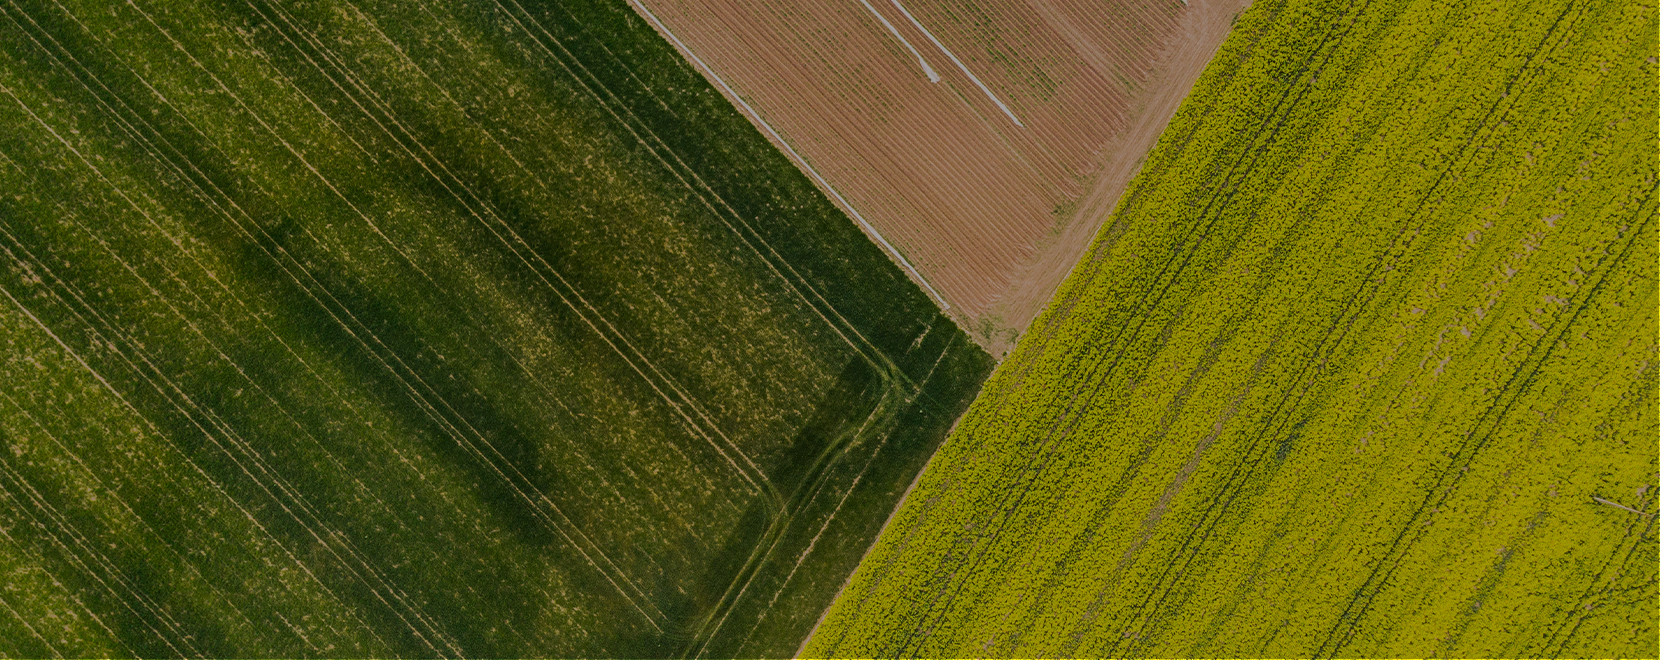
[628,0,1252,356]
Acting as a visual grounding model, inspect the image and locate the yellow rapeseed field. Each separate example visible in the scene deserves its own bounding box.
[806,0,1656,655]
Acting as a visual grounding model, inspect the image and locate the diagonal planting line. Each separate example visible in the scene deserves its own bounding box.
[0,488,145,659]
[1311,2,1598,653]
[0,226,462,656]
[2,2,665,634]
[246,0,776,505]
[0,71,452,655]
[3,198,449,652]
[1318,196,1651,657]
[241,0,771,509]
[0,384,285,651]
[0,170,387,659]
[856,0,940,82]
[0,585,64,658]
[3,8,470,648]
[0,270,424,656]
[216,1,698,528]
[0,458,197,658]
[0,337,146,660]
[1108,1,1597,653]
[886,0,1024,127]
[76,0,673,631]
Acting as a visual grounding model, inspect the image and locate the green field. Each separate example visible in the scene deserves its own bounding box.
[0,0,991,656]
[806,0,1656,656]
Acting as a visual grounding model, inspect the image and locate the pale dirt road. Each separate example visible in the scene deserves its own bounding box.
[630,0,1252,358]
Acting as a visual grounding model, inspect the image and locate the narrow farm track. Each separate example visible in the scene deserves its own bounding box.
[0,0,991,656]
[806,0,1656,655]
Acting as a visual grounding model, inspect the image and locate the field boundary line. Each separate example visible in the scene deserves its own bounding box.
[685,336,964,656]
[494,7,942,481]
[681,378,909,658]
[789,331,962,657]
[521,0,914,388]
[625,0,951,312]
[498,6,976,650]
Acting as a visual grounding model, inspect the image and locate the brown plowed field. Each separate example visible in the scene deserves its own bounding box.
[630,0,1252,356]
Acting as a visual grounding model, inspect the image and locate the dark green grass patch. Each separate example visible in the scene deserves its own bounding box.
[0,0,991,656]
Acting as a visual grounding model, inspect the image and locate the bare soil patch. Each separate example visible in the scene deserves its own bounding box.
[631,0,1253,357]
